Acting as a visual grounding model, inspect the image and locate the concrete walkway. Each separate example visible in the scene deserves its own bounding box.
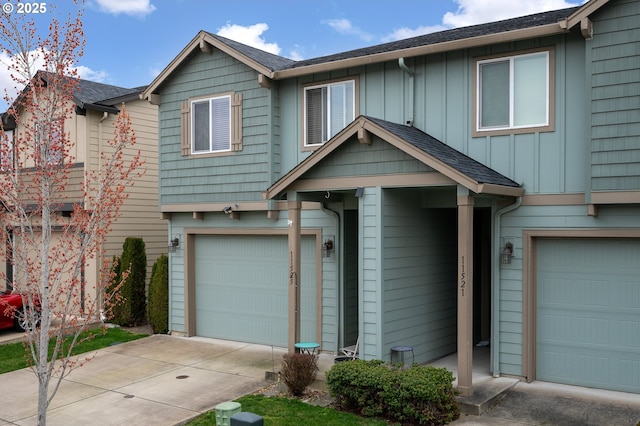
[0,334,312,425]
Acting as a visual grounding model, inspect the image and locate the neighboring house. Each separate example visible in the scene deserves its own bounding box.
[142,0,639,396]
[1,73,166,315]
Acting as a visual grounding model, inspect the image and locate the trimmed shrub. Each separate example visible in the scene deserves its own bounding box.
[326,359,460,425]
[147,254,169,334]
[281,352,319,396]
[112,237,147,326]
[105,255,123,322]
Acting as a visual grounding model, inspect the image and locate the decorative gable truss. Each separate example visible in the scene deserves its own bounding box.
[180,92,243,156]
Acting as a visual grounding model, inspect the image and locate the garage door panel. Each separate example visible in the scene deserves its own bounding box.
[537,238,640,393]
[194,235,316,347]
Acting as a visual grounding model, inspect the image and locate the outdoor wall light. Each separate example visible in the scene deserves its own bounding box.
[322,237,335,258]
[223,206,233,215]
[500,241,513,265]
[168,237,179,253]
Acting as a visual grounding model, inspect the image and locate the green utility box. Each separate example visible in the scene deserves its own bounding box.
[215,401,241,426]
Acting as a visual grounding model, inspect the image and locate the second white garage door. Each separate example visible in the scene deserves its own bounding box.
[194,234,317,347]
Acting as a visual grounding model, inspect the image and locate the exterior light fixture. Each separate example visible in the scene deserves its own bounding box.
[168,237,179,253]
[500,241,513,265]
[322,237,335,258]
[223,206,233,215]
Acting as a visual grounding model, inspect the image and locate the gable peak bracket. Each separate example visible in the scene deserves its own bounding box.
[581,18,593,40]
[358,126,372,145]
[199,39,213,54]
[258,74,272,89]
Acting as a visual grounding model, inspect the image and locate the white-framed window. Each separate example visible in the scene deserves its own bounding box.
[1,129,13,170]
[475,50,552,134]
[191,95,231,154]
[304,79,355,147]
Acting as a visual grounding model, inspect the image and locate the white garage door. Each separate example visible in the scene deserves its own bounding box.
[537,238,640,393]
[194,234,317,347]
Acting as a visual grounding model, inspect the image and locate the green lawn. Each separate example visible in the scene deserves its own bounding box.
[188,394,394,426]
[0,327,148,374]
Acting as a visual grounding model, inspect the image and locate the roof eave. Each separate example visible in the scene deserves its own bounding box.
[141,31,276,102]
[273,22,567,79]
[264,117,523,199]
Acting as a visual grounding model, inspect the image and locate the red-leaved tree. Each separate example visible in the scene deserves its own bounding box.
[0,2,143,424]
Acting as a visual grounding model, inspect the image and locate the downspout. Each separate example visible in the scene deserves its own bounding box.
[398,58,414,126]
[321,202,340,352]
[97,112,108,314]
[491,196,521,377]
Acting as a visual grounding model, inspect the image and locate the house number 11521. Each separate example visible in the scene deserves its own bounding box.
[460,256,466,296]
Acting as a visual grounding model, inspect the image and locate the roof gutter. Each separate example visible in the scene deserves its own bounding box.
[273,23,567,79]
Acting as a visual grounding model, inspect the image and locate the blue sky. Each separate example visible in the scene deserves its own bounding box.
[0,0,586,100]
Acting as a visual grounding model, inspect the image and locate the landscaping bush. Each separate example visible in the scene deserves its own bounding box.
[111,237,147,326]
[105,255,123,322]
[326,359,460,425]
[147,254,169,334]
[281,352,319,396]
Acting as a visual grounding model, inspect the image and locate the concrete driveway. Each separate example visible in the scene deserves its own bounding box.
[0,334,307,425]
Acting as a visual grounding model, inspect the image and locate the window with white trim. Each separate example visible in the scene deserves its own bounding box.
[191,95,231,154]
[304,79,355,146]
[476,50,551,133]
[1,129,13,170]
[181,92,242,157]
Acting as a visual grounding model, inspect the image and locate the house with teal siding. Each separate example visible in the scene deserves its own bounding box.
[142,0,640,396]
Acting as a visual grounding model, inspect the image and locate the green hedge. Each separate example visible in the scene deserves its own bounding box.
[111,237,147,326]
[326,359,460,425]
[147,254,169,334]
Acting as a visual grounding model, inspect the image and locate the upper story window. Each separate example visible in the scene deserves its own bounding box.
[474,48,554,136]
[192,95,231,154]
[180,92,243,157]
[1,129,13,170]
[304,79,356,147]
[35,119,64,165]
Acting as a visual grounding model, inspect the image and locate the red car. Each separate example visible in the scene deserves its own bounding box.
[0,291,38,331]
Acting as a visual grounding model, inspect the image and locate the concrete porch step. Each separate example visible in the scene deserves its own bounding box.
[455,376,520,415]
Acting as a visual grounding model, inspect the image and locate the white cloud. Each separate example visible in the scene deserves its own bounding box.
[216,23,281,55]
[94,0,156,17]
[0,49,108,109]
[74,66,109,83]
[324,18,374,42]
[287,46,305,61]
[381,25,449,43]
[443,0,584,28]
[381,0,585,43]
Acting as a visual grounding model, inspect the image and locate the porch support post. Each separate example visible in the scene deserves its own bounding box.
[287,196,302,353]
[457,188,474,397]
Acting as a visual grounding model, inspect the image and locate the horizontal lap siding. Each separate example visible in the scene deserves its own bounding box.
[382,189,457,364]
[590,0,640,192]
[158,51,272,204]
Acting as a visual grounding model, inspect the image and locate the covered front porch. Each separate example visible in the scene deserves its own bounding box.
[266,116,524,396]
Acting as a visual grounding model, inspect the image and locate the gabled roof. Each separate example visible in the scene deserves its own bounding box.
[264,116,523,200]
[73,78,144,113]
[143,0,610,99]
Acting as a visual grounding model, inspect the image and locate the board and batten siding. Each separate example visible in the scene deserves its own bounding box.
[589,0,640,192]
[277,31,589,197]
[157,50,273,205]
[382,189,457,364]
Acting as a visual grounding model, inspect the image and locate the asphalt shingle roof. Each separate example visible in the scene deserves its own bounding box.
[207,32,296,71]
[366,116,521,188]
[75,79,143,111]
[211,7,580,72]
